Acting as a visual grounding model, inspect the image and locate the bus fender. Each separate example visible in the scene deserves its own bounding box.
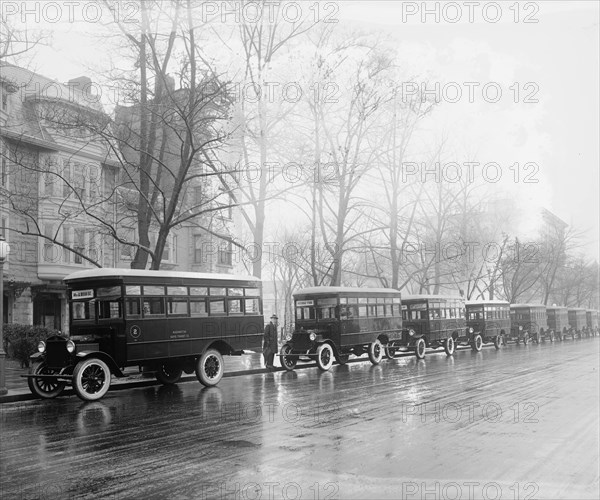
[75,352,125,377]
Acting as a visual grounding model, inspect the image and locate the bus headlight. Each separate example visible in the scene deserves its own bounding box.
[519,326,523,331]
[408,329,416,337]
[469,327,474,333]
[37,341,46,353]
[66,340,76,353]
[309,332,316,341]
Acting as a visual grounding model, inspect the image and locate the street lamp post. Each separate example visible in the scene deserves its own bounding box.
[0,235,10,396]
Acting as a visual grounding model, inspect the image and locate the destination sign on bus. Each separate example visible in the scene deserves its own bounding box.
[296,300,314,307]
[72,289,94,300]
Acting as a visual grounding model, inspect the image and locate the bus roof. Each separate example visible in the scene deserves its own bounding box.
[510,304,546,309]
[294,286,401,296]
[63,268,261,284]
[466,300,509,306]
[402,294,464,302]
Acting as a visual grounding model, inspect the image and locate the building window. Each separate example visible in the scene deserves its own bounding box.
[62,227,71,263]
[62,159,71,198]
[193,235,203,264]
[120,229,135,260]
[218,241,233,266]
[0,141,7,188]
[74,229,85,264]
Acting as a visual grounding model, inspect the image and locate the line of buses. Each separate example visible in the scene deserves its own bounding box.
[26,269,599,401]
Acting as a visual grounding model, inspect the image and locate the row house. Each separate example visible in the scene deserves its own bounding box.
[1,64,242,332]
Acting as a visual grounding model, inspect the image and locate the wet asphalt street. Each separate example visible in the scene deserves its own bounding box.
[1,339,598,500]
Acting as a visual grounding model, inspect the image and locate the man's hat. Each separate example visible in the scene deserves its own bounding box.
[271,314,278,319]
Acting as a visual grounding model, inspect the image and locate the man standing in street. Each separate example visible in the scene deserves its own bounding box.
[263,314,279,370]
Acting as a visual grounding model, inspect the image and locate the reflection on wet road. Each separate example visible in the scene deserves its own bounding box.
[1,340,598,499]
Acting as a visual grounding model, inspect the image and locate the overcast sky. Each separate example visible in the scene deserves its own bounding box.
[6,0,599,258]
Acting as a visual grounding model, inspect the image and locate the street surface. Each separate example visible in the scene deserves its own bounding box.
[1,339,599,500]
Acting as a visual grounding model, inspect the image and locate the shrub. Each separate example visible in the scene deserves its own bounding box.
[2,324,65,368]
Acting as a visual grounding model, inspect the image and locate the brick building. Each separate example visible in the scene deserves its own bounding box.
[0,64,242,332]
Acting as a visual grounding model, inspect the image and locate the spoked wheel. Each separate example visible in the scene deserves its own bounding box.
[415,338,426,359]
[73,358,111,401]
[196,349,224,387]
[493,335,502,350]
[316,344,334,371]
[368,340,384,365]
[28,362,66,399]
[155,362,183,385]
[471,334,483,352]
[444,337,455,356]
[335,352,350,366]
[385,344,397,359]
[280,344,298,371]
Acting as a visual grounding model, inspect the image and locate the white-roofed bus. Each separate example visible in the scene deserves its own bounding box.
[398,295,468,359]
[27,269,263,401]
[280,286,403,371]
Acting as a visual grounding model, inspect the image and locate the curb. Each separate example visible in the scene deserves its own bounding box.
[0,345,481,404]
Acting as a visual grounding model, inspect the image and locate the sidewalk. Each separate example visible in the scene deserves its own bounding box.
[0,352,295,404]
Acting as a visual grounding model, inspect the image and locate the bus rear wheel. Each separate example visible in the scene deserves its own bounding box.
[335,352,350,365]
[73,358,111,401]
[493,335,502,350]
[155,362,183,385]
[316,344,334,371]
[280,344,297,371]
[368,340,383,365]
[28,362,66,399]
[196,349,224,387]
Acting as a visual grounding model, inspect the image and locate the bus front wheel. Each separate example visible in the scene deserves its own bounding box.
[73,358,111,401]
[196,349,224,387]
[471,334,483,352]
[28,362,66,399]
[280,344,297,371]
[415,338,426,359]
[316,344,334,371]
[444,337,455,356]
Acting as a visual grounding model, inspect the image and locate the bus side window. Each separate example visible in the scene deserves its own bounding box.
[144,298,165,317]
[168,298,188,316]
[209,299,225,315]
[126,298,141,318]
[245,298,260,315]
[190,298,208,317]
[99,300,121,319]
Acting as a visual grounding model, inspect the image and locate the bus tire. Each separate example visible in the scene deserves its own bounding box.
[316,344,334,371]
[494,335,502,350]
[385,345,397,359]
[368,340,383,365]
[444,336,455,356]
[73,358,111,401]
[415,338,426,359]
[28,362,66,399]
[280,344,297,371]
[471,334,483,352]
[196,349,224,387]
[155,362,183,385]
